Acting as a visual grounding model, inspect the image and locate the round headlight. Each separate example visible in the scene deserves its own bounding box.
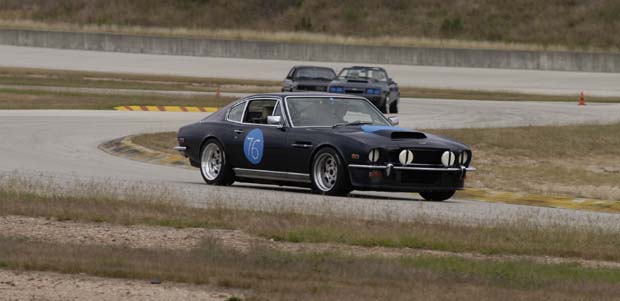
[368,149,381,163]
[398,149,414,165]
[460,152,469,165]
[441,151,456,167]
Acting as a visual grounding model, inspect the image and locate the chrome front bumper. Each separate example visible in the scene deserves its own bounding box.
[349,164,476,177]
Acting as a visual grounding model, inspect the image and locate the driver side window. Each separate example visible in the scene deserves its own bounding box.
[243,99,278,124]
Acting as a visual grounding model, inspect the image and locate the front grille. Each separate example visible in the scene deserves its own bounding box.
[400,171,442,184]
[389,149,443,165]
[345,88,365,94]
[297,85,327,91]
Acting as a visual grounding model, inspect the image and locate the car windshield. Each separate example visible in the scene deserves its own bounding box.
[338,68,388,81]
[286,97,390,127]
[293,68,336,80]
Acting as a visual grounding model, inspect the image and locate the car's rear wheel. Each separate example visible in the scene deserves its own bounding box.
[311,148,351,196]
[200,139,234,186]
[419,190,455,202]
[389,98,399,114]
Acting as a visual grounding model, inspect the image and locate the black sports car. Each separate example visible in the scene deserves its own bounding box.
[175,93,474,201]
[328,66,400,113]
[282,65,337,92]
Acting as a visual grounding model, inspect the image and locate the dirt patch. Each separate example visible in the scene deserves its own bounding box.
[0,269,233,301]
[0,215,210,250]
[3,215,620,270]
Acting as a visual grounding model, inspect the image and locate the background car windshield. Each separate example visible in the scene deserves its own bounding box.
[294,68,336,80]
[338,68,387,81]
[287,97,390,127]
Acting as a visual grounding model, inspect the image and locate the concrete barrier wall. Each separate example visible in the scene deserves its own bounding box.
[1,29,619,73]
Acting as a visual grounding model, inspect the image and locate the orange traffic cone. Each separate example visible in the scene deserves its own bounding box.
[216,85,221,98]
[578,91,586,106]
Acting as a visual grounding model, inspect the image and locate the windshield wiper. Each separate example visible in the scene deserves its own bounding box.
[332,120,373,128]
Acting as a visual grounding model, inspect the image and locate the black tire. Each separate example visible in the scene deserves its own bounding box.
[199,139,235,186]
[378,96,388,113]
[310,147,352,196]
[389,98,399,114]
[419,190,456,202]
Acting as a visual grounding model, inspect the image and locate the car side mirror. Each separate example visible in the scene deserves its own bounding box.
[267,115,283,127]
[388,116,399,126]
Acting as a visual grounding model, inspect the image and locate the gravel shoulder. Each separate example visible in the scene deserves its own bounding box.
[0,269,232,301]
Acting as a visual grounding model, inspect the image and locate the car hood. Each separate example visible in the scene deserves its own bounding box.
[311,125,469,150]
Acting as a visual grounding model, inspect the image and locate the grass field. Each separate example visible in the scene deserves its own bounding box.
[1,175,620,300]
[131,121,620,203]
[1,1,620,52]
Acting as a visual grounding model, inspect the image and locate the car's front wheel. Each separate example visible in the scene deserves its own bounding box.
[200,139,234,186]
[311,148,351,196]
[379,96,389,113]
[419,190,455,202]
[389,98,399,114]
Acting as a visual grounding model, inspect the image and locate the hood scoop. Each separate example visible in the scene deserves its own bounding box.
[391,131,427,139]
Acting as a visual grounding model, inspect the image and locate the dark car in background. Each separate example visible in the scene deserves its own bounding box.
[175,92,474,201]
[282,66,337,93]
[328,66,400,114]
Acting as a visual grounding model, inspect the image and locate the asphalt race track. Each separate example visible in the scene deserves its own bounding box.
[2,45,620,96]
[2,107,620,230]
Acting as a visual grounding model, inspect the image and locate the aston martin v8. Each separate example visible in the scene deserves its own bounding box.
[175,93,474,201]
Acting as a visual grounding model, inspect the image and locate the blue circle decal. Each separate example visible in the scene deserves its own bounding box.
[243,128,264,165]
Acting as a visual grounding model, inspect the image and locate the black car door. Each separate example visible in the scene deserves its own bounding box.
[230,98,289,171]
[284,127,316,174]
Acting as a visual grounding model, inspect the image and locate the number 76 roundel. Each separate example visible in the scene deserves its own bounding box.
[243,128,264,165]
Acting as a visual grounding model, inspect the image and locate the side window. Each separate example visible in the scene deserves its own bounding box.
[227,102,245,122]
[243,99,278,124]
[287,68,296,79]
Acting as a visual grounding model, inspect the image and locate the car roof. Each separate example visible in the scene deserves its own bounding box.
[292,65,335,70]
[240,92,368,100]
[344,66,387,72]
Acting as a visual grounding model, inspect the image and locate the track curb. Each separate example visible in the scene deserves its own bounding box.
[99,135,190,168]
[114,105,218,112]
[458,189,620,214]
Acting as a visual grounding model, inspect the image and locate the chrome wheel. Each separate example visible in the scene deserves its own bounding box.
[313,152,338,192]
[201,143,223,181]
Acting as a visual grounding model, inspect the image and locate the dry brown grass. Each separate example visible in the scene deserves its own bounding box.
[0,88,235,110]
[433,123,620,201]
[400,87,620,103]
[131,132,181,156]
[0,67,280,93]
[1,1,620,52]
